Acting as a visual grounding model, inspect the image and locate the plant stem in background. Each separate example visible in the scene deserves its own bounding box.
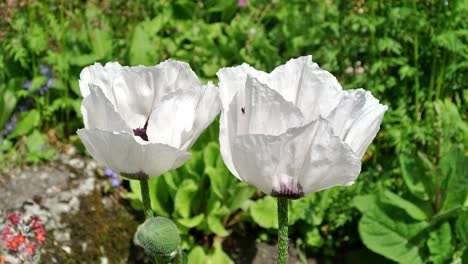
[140,180,154,219]
[412,0,420,121]
[277,197,288,264]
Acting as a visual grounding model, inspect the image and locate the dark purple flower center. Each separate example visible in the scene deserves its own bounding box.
[271,182,304,199]
[133,119,149,141]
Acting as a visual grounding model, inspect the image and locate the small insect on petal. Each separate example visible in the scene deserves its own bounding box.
[241,107,246,115]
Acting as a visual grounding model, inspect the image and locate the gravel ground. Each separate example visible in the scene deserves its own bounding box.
[0,151,313,264]
[0,150,141,263]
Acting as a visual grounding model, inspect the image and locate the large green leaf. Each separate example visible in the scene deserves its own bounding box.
[359,206,429,263]
[250,196,278,229]
[455,210,468,244]
[381,191,428,220]
[174,179,198,219]
[440,145,468,211]
[427,222,453,264]
[399,151,434,201]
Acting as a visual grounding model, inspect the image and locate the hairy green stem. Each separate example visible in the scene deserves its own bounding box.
[277,197,288,264]
[140,180,154,219]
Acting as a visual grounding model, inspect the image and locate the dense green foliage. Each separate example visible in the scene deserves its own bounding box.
[1,0,466,263]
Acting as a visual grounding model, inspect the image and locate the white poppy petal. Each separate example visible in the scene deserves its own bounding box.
[217,63,268,110]
[181,82,221,150]
[219,110,241,180]
[79,62,123,101]
[289,59,343,122]
[300,119,362,193]
[81,84,132,133]
[111,72,155,129]
[327,89,388,158]
[267,55,313,103]
[241,76,304,135]
[77,129,191,179]
[230,118,361,196]
[146,90,199,149]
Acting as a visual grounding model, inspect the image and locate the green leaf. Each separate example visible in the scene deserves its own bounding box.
[427,222,453,264]
[8,110,40,138]
[29,76,48,92]
[359,206,428,264]
[227,184,254,212]
[399,151,434,201]
[207,215,228,237]
[381,191,428,220]
[187,247,207,264]
[176,214,204,228]
[149,177,172,217]
[250,196,278,229]
[203,142,219,168]
[440,145,468,211]
[0,90,17,130]
[353,194,379,213]
[306,228,324,247]
[211,240,233,264]
[174,179,198,218]
[455,210,468,244]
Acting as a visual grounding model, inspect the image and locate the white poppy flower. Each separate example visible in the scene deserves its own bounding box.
[77,60,220,180]
[217,56,387,198]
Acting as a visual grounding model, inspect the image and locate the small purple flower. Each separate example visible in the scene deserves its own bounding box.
[105,168,120,187]
[39,65,52,77]
[23,80,32,91]
[46,78,55,88]
[38,86,48,95]
[3,114,17,136]
[238,0,248,8]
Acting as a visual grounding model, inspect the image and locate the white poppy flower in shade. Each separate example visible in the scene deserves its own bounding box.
[217,56,387,198]
[77,60,220,180]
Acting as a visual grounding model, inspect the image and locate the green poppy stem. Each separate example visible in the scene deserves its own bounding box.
[277,197,288,264]
[140,179,154,219]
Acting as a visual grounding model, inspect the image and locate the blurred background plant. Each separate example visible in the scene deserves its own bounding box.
[0,0,466,263]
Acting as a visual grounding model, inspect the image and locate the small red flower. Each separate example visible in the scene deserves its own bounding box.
[30,216,40,224]
[24,242,36,256]
[4,237,19,251]
[15,233,26,245]
[35,229,46,244]
[7,213,21,226]
[1,226,10,240]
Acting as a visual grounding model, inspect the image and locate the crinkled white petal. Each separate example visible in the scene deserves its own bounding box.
[267,56,313,103]
[216,63,269,110]
[218,78,304,181]
[300,119,362,193]
[77,129,191,178]
[180,82,221,150]
[240,76,304,135]
[81,84,132,133]
[230,118,361,195]
[271,56,343,122]
[326,89,387,158]
[146,89,199,149]
[79,59,202,130]
[79,62,122,99]
[219,111,240,179]
[217,56,343,124]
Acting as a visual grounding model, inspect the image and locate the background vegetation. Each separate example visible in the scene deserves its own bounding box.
[0,0,466,263]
